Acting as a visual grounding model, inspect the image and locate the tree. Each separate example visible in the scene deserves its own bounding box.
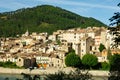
[109,54,120,67]
[46,69,92,80]
[98,43,106,52]
[65,50,81,68]
[101,62,110,70]
[109,3,120,48]
[108,3,120,80]
[56,39,61,45]
[82,54,98,69]
[108,54,120,80]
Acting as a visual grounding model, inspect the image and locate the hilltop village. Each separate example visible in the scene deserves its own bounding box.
[0,27,119,69]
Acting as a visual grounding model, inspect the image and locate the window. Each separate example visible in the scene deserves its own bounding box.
[82,50,84,52]
[94,47,96,50]
[90,46,92,50]
[19,59,21,61]
[74,36,76,38]
[83,43,85,45]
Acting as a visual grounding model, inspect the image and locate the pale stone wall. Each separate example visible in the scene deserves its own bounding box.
[16,57,24,67]
[0,67,109,76]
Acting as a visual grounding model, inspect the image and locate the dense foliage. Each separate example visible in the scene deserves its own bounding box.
[0,61,20,68]
[98,43,106,52]
[82,54,98,69]
[0,5,106,37]
[108,3,120,80]
[46,69,92,80]
[108,54,120,80]
[109,3,120,48]
[101,62,110,70]
[109,3,120,26]
[65,50,81,68]
[109,54,120,66]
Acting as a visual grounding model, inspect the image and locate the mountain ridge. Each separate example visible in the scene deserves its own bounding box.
[0,5,106,37]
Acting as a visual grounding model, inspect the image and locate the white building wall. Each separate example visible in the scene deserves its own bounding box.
[101,31,107,48]
[80,40,86,58]
[87,32,95,38]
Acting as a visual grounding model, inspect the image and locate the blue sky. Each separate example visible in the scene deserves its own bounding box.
[0,0,120,25]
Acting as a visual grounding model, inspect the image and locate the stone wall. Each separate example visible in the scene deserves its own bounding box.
[0,67,109,76]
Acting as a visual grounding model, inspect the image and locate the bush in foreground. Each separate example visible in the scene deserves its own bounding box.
[82,54,98,69]
[46,69,92,80]
[65,50,81,68]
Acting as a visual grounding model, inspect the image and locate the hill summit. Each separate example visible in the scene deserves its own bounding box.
[0,5,106,37]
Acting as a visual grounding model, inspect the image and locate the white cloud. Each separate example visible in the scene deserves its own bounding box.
[68,7,90,14]
[37,0,119,10]
[0,1,31,11]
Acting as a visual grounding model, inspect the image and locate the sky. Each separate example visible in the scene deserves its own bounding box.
[0,0,120,25]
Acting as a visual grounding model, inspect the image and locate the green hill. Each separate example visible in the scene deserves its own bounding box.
[0,5,106,37]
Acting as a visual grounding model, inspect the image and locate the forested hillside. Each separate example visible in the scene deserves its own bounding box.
[0,5,106,37]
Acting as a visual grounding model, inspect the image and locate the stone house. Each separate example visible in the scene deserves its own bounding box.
[80,36,94,58]
[36,53,64,68]
[36,53,50,68]
[101,49,120,62]
[49,53,63,68]
[16,57,37,68]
